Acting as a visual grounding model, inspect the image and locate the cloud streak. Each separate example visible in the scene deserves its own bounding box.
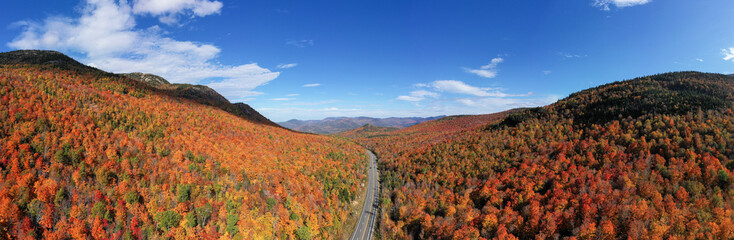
[303,83,321,87]
[7,0,276,102]
[277,63,298,69]
[132,0,223,25]
[397,90,440,102]
[270,98,295,101]
[464,57,503,78]
[394,79,553,119]
[431,80,514,97]
[593,0,650,11]
[398,80,527,101]
[558,52,587,59]
[286,39,314,48]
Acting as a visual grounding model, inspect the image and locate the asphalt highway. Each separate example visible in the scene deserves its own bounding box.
[350,150,379,240]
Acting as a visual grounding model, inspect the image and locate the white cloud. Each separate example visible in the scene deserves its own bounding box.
[132,0,223,24]
[431,80,515,97]
[543,70,552,75]
[270,98,295,101]
[286,39,314,48]
[464,57,503,78]
[286,93,300,97]
[303,83,321,87]
[283,100,339,106]
[397,90,440,102]
[403,80,526,101]
[593,0,650,11]
[277,63,298,69]
[558,52,587,59]
[388,79,553,121]
[454,96,558,109]
[723,48,734,61]
[7,0,276,102]
[695,58,704,62]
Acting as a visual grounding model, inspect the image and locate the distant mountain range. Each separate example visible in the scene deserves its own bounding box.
[280,116,445,134]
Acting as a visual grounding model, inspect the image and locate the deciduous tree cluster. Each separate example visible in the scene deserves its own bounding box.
[354,72,734,239]
[0,64,367,239]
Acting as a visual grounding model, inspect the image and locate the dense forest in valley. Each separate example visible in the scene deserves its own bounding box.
[350,72,734,239]
[0,50,367,239]
[336,124,399,139]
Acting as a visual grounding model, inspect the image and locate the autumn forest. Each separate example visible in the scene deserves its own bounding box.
[3,50,734,240]
[0,51,366,239]
[349,72,734,239]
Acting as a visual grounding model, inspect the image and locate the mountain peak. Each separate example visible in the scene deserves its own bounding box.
[0,50,101,73]
[121,72,170,86]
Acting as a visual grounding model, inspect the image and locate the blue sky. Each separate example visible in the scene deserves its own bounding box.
[3,0,734,121]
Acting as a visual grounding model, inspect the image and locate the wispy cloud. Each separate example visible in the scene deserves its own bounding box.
[303,83,321,87]
[283,100,340,106]
[132,0,223,25]
[286,39,314,48]
[593,0,650,11]
[277,63,298,69]
[432,80,525,97]
[558,52,587,59]
[464,57,503,78]
[723,48,734,61]
[286,93,300,97]
[7,0,276,102]
[455,96,556,109]
[270,98,295,101]
[543,70,552,75]
[695,58,704,62]
[393,79,554,119]
[396,90,440,102]
[399,80,528,101]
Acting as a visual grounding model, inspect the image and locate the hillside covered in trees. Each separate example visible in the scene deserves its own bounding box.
[336,124,399,139]
[350,72,734,239]
[0,50,367,239]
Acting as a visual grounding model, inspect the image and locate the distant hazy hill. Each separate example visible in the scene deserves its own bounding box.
[280,116,445,134]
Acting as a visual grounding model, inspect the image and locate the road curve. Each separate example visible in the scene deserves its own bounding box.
[350,150,379,240]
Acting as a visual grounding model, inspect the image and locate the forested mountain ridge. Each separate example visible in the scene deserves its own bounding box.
[351,72,734,239]
[553,71,733,124]
[0,50,367,239]
[1,50,279,128]
[120,71,280,128]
